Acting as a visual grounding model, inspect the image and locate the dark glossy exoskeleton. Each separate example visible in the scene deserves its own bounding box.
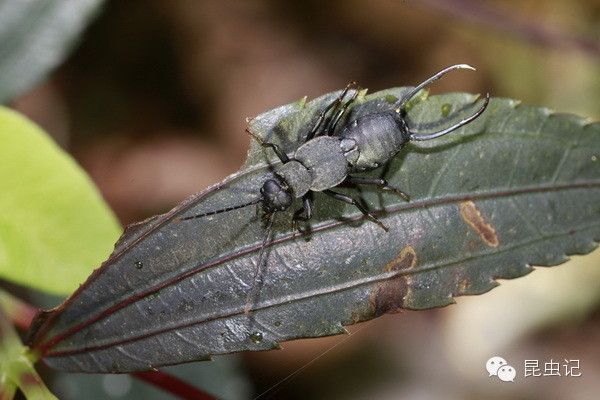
[181,64,490,310]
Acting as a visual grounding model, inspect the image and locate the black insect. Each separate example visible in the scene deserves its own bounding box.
[181,64,489,310]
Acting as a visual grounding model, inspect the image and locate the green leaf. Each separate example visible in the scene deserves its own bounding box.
[27,89,599,372]
[0,0,103,103]
[0,106,120,295]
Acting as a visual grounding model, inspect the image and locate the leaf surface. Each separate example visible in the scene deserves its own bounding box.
[0,107,121,295]
[28,88,600,372]
[0,0,102,103]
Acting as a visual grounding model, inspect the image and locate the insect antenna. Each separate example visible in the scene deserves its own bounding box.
[409,92,490,141]
[179,198,262,221]
[244,212,276,314]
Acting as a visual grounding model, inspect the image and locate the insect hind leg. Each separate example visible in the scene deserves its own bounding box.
[323,189,389,232]
[343,176,410,201]
[306,81,359,141]
[327,88,359,135]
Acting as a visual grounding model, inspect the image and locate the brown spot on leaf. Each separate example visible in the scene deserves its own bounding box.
[459,201,499,247]
[370,246,417,316]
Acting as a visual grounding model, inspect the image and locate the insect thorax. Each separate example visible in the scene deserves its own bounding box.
[274,160,311,199]
[294,136,349,191]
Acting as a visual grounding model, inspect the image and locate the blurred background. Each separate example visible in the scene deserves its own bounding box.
[5,0,600,399]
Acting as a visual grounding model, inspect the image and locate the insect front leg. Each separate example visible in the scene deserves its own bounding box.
[323,189,388,231]
[246,128,290,163]
[343,176,410,201]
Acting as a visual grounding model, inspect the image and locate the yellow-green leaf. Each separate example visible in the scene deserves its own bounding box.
[0,107,120,295]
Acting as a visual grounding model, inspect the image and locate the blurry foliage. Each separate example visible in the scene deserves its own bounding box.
[0,107,120,296]
[50,358,249,400]
[0,0,103,104]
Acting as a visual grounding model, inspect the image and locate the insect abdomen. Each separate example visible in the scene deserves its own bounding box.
[341,112,408,171]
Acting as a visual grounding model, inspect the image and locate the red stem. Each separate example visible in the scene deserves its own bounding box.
[2,292,217,400]
[12,305,37,331]
[131,371,217,400]
[1,292,38,330]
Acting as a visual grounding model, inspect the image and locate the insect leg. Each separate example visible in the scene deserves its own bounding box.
[293,192,314,221]
[291,192,314,234]
[306,81,358,141]
[246,128,290,163]
[344,176,410,201]
[326,88,359,135]
[244,213,276,314]
[323,189,389,231]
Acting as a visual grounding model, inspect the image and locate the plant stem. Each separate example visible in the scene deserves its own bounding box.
[0,302,57,399]
[0,382,17,400]
[0,290,38,331]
